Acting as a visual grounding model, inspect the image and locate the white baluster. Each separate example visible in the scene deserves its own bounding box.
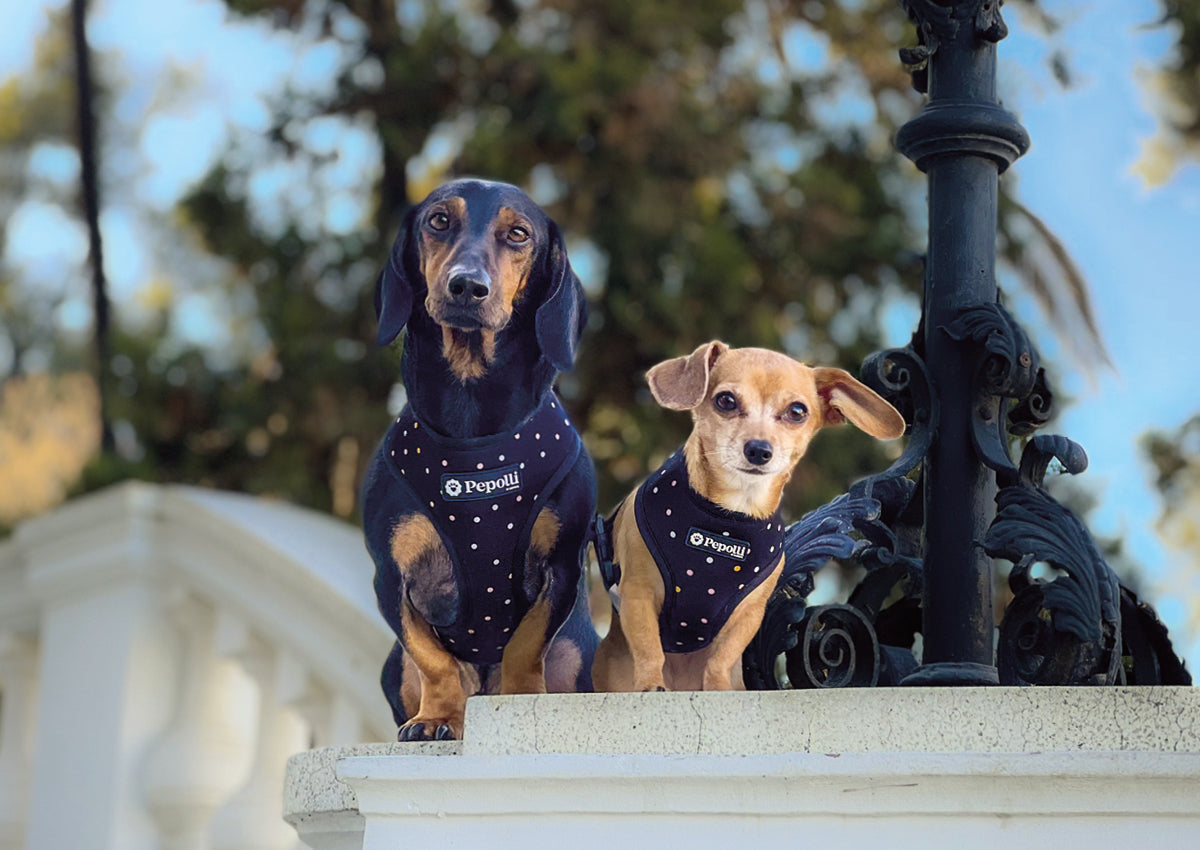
[143,595,256,850]
[210,639,310,850]
[0,634,37,850]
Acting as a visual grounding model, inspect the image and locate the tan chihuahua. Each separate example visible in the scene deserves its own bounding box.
[592,341,906,692]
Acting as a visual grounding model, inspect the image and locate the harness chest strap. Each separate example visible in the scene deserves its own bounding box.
[628,451,784,653]
[384,393,582,664]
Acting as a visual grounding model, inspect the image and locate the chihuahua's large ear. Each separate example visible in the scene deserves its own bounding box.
[375,205,420,346]
[647,341,729,410]
[814,368,906,439]
[535,220,587,371]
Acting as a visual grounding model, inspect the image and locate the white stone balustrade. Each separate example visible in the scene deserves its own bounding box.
[0,483,395,850]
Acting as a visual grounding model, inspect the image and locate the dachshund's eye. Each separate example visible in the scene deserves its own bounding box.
[428,211,450,231]
[784,402,809,423]
[713,391,739,413]
[507,226,530,244]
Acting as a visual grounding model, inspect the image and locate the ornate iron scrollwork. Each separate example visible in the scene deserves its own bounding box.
[898,0,1010,91]
[944,301,1047,485]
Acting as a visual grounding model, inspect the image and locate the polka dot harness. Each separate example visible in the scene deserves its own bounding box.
[384,393,582,664]
[633,451,784,653]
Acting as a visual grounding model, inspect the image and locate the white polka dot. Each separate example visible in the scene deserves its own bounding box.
[706,557,714,564]
[653,487,659,494]
[554,433,560,440]
[403,430,408,437]
[467,629,475,635]
[707,588,715,595]
[499,454,506,462]
[492,504,499,511]
[487,586,494,592]
[508,573,513,579]
[535,433,541,439]
[700,618,708,624]
[722,531,730,537]
[390,450,395,457]
[769,546,775,553]
[508,523,514,530]
[680,621,688,627]
[671,480,677,487]
[516,495,522,502]
[493,559,500,566]
[429,502,435,508]
[515,434,521,440]
[665,508,672,516]
[540,451,546,458]
[520,462,526,469]
[396,418,402,424]
[698,636,705,642]
[484,616,492,622]
[477,462,484,470]
[473,516,481,523]
[754,567,760,573]
[403,448,408,455]
[504,599,511,605]
[686,569,694,576]
[472,648,479,653]
[669,531,676,538]
[401,468,406,475]
[676,641,684,646]
[449,515,456,522]
[503,628,510,633]
[425,467,430,474]
[442,460,448,467]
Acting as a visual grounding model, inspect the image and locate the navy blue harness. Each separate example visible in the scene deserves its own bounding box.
[383,393,582,664]
[600,451,784,652]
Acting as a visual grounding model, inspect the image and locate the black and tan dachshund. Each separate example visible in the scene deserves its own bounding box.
[362,179,597,741]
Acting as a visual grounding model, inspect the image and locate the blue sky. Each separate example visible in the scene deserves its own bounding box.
[3,0,1198,671]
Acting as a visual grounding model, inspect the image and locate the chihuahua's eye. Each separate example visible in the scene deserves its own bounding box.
[507,226,530,244]
[785,402,809,423]
[428,211,450,231]
[713,391,739,413]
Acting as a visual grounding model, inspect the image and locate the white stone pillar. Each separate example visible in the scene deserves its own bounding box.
[142,595,256,850]
[210,614,310,850]
[24,576,177,850]
[0,634,37,850]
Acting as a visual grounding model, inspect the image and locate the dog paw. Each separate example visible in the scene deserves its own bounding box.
[397,718,460,742]
[640,685,668,693]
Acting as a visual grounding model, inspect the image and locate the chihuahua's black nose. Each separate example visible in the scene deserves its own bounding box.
[743,440,773,466]
[448,272,491,303]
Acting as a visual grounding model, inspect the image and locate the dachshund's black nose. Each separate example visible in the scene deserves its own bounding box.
[448,272,491,303]
[743,440,773,466]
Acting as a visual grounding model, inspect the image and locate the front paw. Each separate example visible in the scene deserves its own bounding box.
[397,717,461,742]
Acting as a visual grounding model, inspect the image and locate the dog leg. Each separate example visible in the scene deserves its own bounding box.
[699,560,783,691]
[501,508,569,694]
[384,514,466,740]
[398,600,467,740]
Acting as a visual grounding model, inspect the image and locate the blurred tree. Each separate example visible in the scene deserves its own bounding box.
[0,0,1149,528]
[1142,416,1200,643]
[1135,0,1200,183]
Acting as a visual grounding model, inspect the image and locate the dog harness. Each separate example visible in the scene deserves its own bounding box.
[600,451,784,653]
[383,393,582,664]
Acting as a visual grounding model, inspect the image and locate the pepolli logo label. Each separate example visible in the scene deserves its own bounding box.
[685,527,750,561]
[441,464,522,501]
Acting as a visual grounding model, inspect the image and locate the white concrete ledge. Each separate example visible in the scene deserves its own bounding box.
[285,688,1200,850]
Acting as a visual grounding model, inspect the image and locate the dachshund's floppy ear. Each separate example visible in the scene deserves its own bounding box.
[375,205,420,346]
[535,220,587,371]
